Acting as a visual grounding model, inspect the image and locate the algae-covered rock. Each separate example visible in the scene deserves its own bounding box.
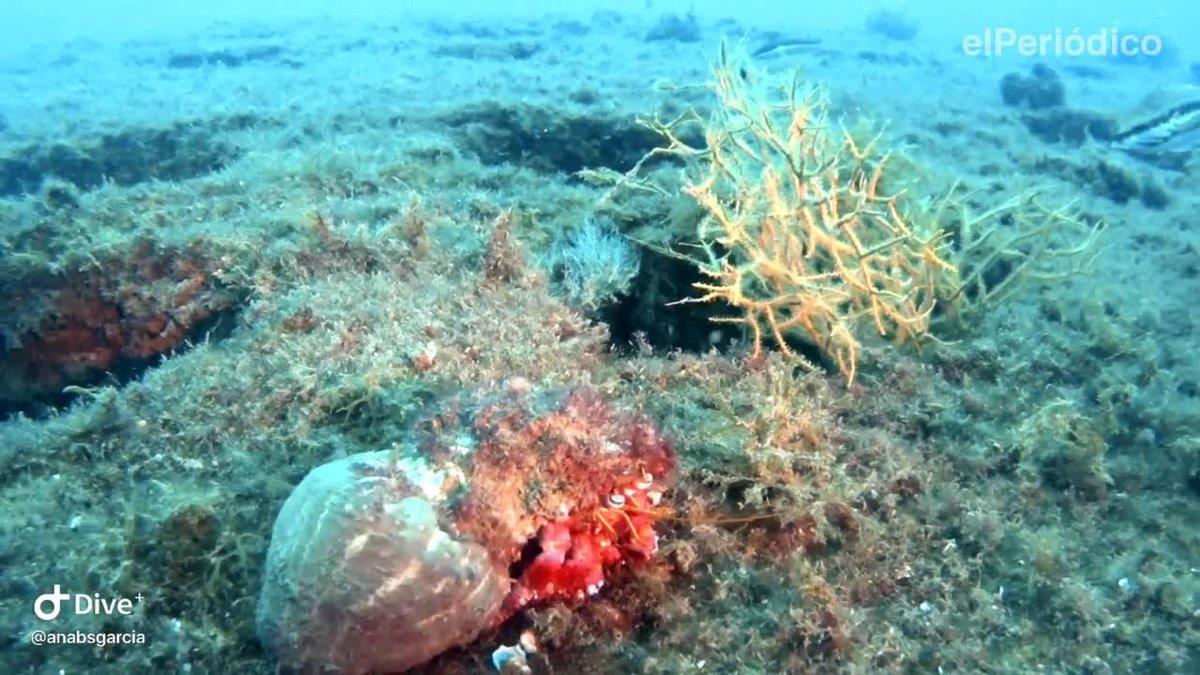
[1019,403,1113,501]
[1000,64,1066,110]
[256,450,509,674]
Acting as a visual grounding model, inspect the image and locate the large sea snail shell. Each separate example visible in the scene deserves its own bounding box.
[257,451,508,674]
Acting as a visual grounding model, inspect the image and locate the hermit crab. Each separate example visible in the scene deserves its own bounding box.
[256,386,674,673]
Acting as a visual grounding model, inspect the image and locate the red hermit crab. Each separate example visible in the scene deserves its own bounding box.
[257,385,674,673]
[501,465,670,614]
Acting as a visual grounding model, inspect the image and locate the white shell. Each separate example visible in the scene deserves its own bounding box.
[257,451,508,674]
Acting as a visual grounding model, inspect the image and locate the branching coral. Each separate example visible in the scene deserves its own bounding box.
[645,47,957,384]
[927,185,1105,326]
[596,46,1104,384]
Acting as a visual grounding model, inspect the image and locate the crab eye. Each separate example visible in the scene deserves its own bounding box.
[634,472,653,490]
[605,493,626,508]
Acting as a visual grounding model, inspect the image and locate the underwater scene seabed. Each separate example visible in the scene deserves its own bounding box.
[0,8,1197,675]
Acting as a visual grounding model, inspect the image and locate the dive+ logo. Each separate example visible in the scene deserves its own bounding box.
[34,585,143,621]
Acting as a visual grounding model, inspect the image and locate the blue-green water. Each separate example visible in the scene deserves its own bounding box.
[0,3,1196,673]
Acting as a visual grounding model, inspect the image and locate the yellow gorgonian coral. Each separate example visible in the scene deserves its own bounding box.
[659,47,957,384]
